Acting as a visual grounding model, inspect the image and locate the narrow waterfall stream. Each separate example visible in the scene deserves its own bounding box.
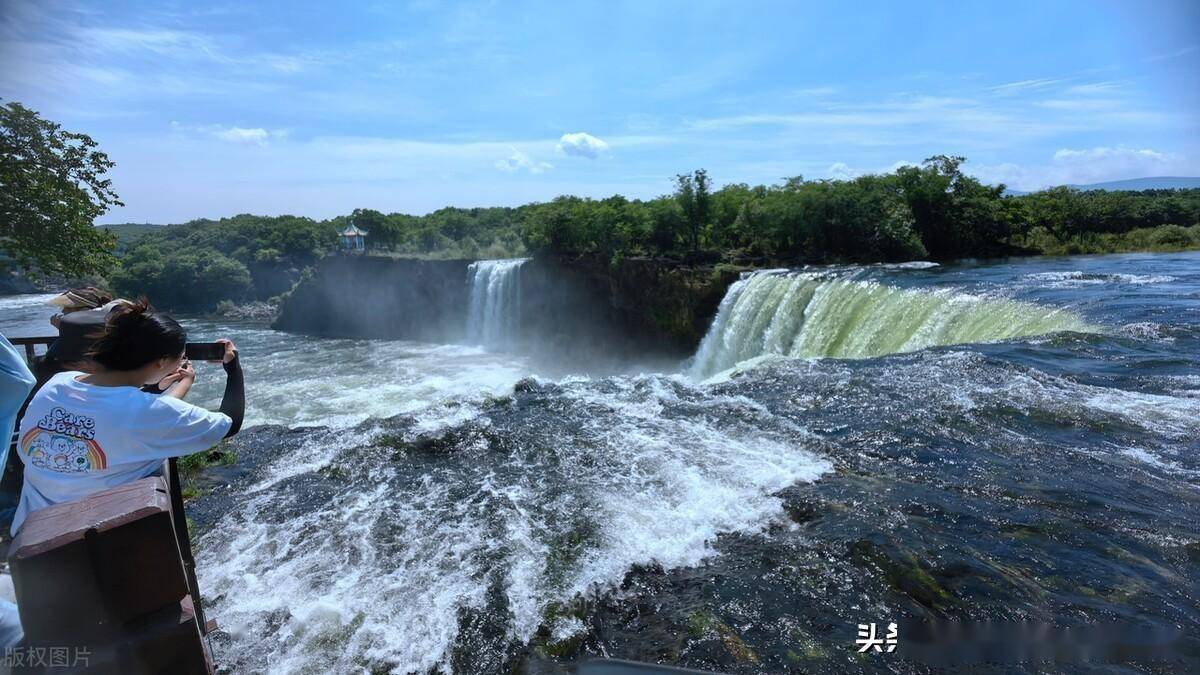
[466,258,528,349]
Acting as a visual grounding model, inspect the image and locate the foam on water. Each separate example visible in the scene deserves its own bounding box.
[1024,271,1178,286]
[0,293,60,339]
[878,260,939,269]
[879,350,1200,439]
[856,350,1200,476]
[196,373,831,673]
[1117,321,1177,342]
[1118,447,1197,476]
[0,293,58,311]
[182,330,534,429]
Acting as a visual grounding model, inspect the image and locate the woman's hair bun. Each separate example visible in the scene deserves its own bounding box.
[86,296,187,371]
[108,296,146,317]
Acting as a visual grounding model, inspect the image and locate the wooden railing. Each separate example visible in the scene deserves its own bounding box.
[9,335,211,635]
[8,335,54,362]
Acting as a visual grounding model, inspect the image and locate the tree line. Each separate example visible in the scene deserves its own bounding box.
[519,156,1200,263]
[4,102,1198,312]
[104,160,1199,309]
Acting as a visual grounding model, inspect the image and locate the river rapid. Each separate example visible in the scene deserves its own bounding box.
[2,251,1198,673]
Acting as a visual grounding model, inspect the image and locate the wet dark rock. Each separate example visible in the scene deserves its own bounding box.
[779,490,824,525]
[535,255,743,353]
[451,575,523,674]
[317,464,349,481]
[274,256,472,341]
[849,539,953,613]
[515,653,573,675]
[185,423,323,533]
[1186,542,1200,565]
[514,377,543,394]
[212,300,278,321]
[272,253,743,359]
[685,611,761,664]
[0,270,53,295]
[392,424,496,458]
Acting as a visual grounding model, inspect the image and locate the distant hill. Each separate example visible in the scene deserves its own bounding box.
[96,223,164,248]
[1003,176,1200,196]
[1067,177,1200,191]
[97,222,162,240]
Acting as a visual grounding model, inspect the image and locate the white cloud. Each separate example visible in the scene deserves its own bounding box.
[556,132,609,159]
[1035,98,1124,111]
[1052,146,1168,164]
[76,27,218,58]
[1035,81,1131,111]
[681,79,1189,156]
[1144,44,1198,63]
[210,126,277,146]
[827,162,856,179]
[793,86,838,97]
[987,78,1067,93]
[824,160,921,180]
[1061,81,1125,96]
[685,96,1025,143]
[974,146,1190,191]
[494,148,552,174]
[1049,145,1180,184]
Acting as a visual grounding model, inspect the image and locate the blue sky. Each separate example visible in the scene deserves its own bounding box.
[1,0,1198,224]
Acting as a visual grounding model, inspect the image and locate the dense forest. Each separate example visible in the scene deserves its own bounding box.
[103,156,1200,310]
[517,156,1200,262]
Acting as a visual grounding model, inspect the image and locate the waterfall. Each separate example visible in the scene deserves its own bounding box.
[691,271,1094,377]
[466,258,528,348]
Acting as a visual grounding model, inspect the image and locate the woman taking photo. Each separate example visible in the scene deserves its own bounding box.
[10,299,244,535]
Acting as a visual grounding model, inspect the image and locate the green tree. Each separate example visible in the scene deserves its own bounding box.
[674,169,711,252]
[111,247,252,310]
[0,101,123,277]
[348,208,390,249]
[709,183,763,250]
[647,197,686,254]
[894,155,1013,258]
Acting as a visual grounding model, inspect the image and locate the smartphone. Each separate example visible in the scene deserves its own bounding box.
[185,342,226,361]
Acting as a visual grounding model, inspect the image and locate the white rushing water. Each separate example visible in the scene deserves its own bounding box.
[0,296,540,430]
[5,288,836,671]
[196,373,831,672]
[7,251,1191,674]
[465,258,528,349]
[691,271,1095,378]
[0,293,61,338]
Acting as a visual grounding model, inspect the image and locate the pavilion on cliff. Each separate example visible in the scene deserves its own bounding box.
[338,222,369,251]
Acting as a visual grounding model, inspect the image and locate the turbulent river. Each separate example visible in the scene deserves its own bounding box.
[2,251,1198,673]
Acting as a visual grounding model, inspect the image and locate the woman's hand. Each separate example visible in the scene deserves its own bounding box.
[157,360,196,391]
[178,359,197,382]
[159,359,197,400]
[216,338,238,364]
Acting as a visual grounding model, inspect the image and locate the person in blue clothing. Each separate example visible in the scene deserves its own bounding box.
[0,332,37,648]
